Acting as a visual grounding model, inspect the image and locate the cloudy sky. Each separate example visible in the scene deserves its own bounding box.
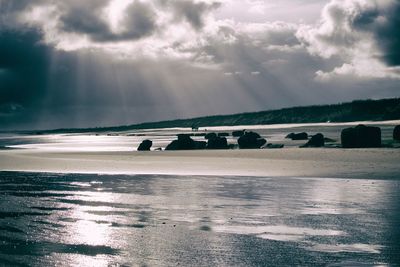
[0,0,399,130]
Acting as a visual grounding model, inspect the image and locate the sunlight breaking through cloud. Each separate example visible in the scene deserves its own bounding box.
[0,0,399,129]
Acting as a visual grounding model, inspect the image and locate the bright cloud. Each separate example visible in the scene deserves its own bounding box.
[297,0,400,80]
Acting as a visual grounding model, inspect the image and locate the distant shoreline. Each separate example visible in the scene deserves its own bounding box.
[10,97,399,134]
[1,119,399,179]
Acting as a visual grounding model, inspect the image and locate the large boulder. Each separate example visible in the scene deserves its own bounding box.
[195,141,207,149]
[166,134,196,150]
[238,131,266,149]
[285,132,308,140]
[207,136,228,149]
[137,140,152,151]
[341,125,381,148]
[205,132,217,140]
[232,130,245,137]
[265,143,284,149]
[301,133,325,148]
[393,125,400,141]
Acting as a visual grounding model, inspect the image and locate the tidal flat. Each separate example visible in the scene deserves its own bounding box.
[0,172,399,266]
[0,121,399,266]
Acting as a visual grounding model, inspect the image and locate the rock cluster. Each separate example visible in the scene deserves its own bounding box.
[138,123,396,151]
[165,134,206,150]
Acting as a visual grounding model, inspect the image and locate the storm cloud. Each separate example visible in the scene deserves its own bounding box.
[0,0,399,130]
[0,29,49,106]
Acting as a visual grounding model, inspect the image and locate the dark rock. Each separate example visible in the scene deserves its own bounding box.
[166,134,196,150]
[238,131,266,149]
[341,125,381,148]
[394,125,400,141]
[265,143,284,149]
[228,144,236,149]
[165,140,180,150]
[286,132,308,140]
[285,133,294,139]
[301,133,325,147]
[137,140,152,151]
[207,137,228,149]
[195,141,207,149]
[187,133,207,137]
[218,132,230,137]
[232,130,245,137]
[205,132,217,140]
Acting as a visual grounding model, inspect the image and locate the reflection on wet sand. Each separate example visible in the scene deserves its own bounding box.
[0,172,399,266]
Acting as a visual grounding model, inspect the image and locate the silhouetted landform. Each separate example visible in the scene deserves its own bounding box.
[266,143,285,149]
[164,134,229,150]
[205,133,217,140]
[165,134,207,150]
[137,140,152,151]
[285,132,308,140]
[300,133,325,148]
[341,125,381,148]
[238,132,267,149]
[206,136,229,150]
[30,98,400,134]
[394,125,400,141]
[147,123,395,151]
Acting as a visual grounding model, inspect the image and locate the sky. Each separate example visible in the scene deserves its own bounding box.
[0,0,399,130]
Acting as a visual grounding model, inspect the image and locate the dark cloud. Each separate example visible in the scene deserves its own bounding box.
[60,0,156,42]
[0,0,45,15]
[353,1,400,66]
[364,1,400,66]
[0,29,50,106]
[59,1,110,40]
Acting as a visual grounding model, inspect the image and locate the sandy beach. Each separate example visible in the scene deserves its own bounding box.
[1,148,399,179]
[1,122,399,266]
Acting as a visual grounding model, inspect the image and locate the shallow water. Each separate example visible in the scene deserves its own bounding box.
[0,172,399,266]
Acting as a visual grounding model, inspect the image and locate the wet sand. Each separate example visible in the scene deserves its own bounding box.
[0,148,399,179]
[1,172,399,266]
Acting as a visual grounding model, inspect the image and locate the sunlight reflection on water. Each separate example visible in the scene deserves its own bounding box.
[0,172,399,266]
